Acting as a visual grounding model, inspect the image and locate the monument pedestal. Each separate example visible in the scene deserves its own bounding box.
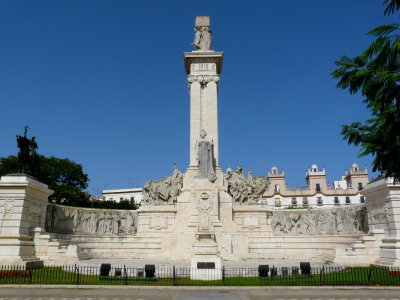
[378,237,400,266]
[0,174,53,265]
[190,232,222,280]
[363,177,400,266]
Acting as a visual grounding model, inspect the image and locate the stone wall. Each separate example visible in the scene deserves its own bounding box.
[271,205,368,235]
[45,204,138,235]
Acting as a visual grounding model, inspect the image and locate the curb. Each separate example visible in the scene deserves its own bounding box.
[1,285,400,290]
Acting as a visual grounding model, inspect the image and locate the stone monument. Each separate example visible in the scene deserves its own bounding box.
[134,16,370,271]
[2,16,393,269]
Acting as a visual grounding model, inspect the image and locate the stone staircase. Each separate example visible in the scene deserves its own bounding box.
[334,229,385,266]
[33,228,79,265]
[247,234,366,261]
[56,234,163,259]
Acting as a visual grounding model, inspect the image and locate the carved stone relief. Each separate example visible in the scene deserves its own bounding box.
[271,205,368,235]
[45,204,138,235]
[150,216,167,230]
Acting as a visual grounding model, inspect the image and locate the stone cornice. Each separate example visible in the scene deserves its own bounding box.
[183,51,223,74]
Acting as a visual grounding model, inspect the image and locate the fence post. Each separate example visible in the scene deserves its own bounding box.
[222,266,225,285]
[124,265,128,285]
[28,268,32,284]
[75,264,80,285]
[319,266,325,285]
[271,266,274,281]
[172,266,176,286]
[368,267,374,284]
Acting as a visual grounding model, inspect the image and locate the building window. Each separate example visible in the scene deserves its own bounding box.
[334,196,339,205]
[291,197,297,205]
[274,185,280,193]
[346,196,351,204]
[302,197,308,207]
[360,196,365,203]
[316,183,321,192]
[120,197,124,201]
[317,197,323,206]
[358,182,363,190]
[275,198,281,207]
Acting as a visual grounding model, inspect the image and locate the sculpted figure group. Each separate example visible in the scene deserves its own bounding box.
[142,166,183,205]
[271,205,368,235]
[226,165,268,204]
[45,204,137,235]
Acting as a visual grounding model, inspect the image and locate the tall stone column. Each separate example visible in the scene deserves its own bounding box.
[188,79,202,167]
[206,78,219,165]
[184,53,223,169]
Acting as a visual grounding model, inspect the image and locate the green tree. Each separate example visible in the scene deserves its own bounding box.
[89,199,140,210]
[0,155,91,206]
[331,0,400,180]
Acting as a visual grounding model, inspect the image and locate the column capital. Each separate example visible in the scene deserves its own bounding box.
[188,75,220,84]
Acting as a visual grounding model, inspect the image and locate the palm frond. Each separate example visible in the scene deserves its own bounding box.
[364,37,390,58]
[367,24,400,37]
[384,0,400,15]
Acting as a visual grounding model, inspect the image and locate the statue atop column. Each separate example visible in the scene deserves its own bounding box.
[16,126,39,175]
[192,16,212,51]
[195,129,217,182]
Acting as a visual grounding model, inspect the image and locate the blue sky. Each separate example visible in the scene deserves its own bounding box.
[1,1,397,195]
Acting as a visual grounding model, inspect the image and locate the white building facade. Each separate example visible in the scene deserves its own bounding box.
[102,188,143,204]
[264,163,368,209]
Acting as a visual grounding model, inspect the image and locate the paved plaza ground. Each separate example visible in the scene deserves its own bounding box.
[0,286,399,300]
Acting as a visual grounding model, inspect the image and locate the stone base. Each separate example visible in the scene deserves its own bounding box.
[377,237,400,267]
[192,233,218,255]
[0,235,40,266]
[190,255,222,280]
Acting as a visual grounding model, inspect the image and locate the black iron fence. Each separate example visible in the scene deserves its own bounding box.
[0,265,399,286]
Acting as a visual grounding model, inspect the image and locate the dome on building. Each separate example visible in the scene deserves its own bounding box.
[311,164,318,170]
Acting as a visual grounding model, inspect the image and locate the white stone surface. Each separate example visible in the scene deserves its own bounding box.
[334,177,400,266]
[363,177,400,266]
[190,255,222,280]
[0,174,53,265]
